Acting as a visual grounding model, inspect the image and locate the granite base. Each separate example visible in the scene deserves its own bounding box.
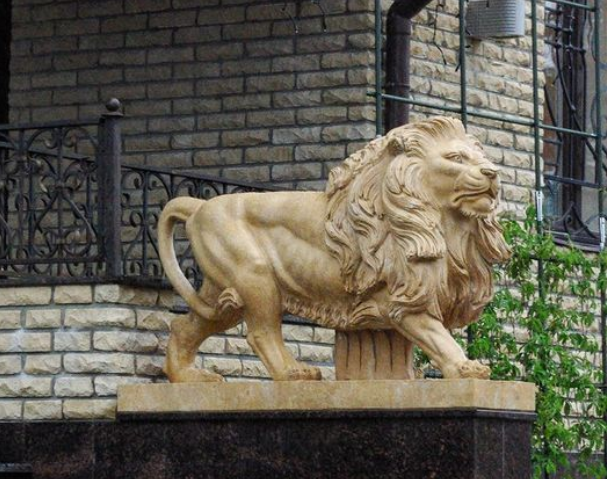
[0,408,534,479]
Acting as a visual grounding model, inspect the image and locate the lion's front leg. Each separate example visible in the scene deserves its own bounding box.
[391,313,490,379]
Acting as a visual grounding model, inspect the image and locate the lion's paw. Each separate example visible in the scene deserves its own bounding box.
[167,367,225,383]
[285,364,322,381]
[457,360,491,380]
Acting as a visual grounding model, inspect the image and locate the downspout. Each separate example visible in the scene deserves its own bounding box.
[385,0,433,131]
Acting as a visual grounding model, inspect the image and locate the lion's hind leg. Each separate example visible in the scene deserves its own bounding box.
[164,283,243,383]
[239,276,321,381]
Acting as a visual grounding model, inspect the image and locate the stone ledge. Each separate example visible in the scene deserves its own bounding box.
[117,379,535,415]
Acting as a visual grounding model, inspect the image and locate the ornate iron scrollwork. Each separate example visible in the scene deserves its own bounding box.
[0,119,272,285]
[0,122,101,279]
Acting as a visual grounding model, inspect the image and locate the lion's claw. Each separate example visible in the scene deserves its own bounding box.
[166,366,225,383]
[457,360,491,379]
[285,365,322,381]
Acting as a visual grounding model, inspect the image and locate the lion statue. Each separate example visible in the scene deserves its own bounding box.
[158,116,511,382]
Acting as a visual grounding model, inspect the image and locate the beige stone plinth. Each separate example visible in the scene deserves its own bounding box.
[117,379,535,415]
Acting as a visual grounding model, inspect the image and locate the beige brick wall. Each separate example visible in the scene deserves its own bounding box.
[0,284,335,420]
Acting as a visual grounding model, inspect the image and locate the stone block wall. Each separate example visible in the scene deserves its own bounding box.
[8,0,542,209]
[9,0,378,189]
[0,284,335,420]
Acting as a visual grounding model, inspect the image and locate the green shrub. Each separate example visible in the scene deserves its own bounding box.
[468,208,607,478]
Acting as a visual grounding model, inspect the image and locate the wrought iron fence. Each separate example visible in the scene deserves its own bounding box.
[542,0,607,246]
[0,100,271,286]
[0,119,103,282]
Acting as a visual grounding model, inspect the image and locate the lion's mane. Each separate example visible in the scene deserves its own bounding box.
[325,116,511,327]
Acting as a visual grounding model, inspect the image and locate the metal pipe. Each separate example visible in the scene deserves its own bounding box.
[377,92,602,138]
[458,0,468,128]
[551,0,596,11]
[544,175,602,189]
[378,92,462,113]
[541,123,598,138]
[531,0,544,236]
[385,0,433,130]
[531,1,549,476]
[375,0,383,136]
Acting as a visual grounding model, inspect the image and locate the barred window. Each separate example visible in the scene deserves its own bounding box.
[542,0,607,247]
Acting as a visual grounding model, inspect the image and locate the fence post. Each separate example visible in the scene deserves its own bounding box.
[99,98,123,280]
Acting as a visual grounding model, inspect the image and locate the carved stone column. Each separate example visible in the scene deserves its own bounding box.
[334,330,415,380]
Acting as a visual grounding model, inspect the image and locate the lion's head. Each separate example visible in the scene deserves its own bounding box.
[325,116,511,324]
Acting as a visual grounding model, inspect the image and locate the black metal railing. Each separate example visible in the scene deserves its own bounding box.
[0,118,103,281]
[0,100,271,286]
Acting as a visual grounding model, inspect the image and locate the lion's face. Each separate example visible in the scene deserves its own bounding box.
[326,116,511,300]
[423,136,500,218]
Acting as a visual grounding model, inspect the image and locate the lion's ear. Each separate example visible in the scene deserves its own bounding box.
[387,136,406,156]
[382,156,447,261]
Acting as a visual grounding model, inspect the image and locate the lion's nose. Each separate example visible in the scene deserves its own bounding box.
[480,167,499,179]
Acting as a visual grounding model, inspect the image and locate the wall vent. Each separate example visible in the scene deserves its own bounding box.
[466,0,526,39]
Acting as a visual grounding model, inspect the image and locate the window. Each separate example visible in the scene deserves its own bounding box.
[542,0,606,246]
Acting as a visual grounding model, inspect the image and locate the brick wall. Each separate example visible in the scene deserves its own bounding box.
[0,284,335,420]
[9,0,378,189]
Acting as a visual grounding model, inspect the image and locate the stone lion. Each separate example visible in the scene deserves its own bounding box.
[158,116,511,382]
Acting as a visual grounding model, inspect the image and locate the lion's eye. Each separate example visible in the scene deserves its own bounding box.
[444,153,464,163]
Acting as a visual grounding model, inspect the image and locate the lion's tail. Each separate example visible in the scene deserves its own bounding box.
[158,197,215,319]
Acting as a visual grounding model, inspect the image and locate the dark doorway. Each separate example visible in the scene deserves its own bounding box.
[0,1,11,124]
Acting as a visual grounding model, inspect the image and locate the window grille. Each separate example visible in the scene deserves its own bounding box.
[542,0,605,246]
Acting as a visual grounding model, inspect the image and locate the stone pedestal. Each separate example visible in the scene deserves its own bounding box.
[0,381,536,479]
[115,380,535,479]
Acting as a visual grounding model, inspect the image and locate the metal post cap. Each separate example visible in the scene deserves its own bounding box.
[105,98,122,113]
